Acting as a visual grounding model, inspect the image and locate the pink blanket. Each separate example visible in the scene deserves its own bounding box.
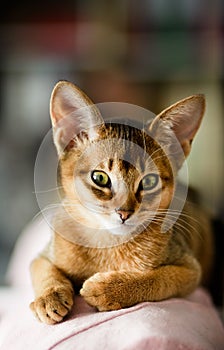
[1,218,224,349]
[0,287,224,350]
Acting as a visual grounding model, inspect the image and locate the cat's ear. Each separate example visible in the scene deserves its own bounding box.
[149,94,205,167]
[50,81,103,155]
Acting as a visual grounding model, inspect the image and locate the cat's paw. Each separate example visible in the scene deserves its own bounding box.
[80,272,124,311]
[30,287,74,324]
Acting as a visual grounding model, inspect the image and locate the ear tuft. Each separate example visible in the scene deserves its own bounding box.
[50,81,103,155]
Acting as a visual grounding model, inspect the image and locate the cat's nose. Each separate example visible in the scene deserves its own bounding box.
[115,208,134,223]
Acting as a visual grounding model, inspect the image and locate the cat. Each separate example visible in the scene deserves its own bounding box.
[30,80,214,325]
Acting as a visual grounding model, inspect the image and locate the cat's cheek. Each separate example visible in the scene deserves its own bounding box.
[159,187,174,209]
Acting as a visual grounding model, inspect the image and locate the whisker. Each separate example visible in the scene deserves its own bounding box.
[32,186,63,194]
[138,207,203,241]
[152,209,202,231]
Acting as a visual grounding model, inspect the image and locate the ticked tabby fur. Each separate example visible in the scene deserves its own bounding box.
[30,81,213,324]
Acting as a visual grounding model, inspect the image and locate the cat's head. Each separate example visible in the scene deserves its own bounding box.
[49,81,205,238]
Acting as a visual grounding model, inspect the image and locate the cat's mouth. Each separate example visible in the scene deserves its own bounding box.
[106,220,139,236]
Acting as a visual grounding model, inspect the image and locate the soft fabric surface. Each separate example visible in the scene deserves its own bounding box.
[0,287,224,350]
[0,217,224,350]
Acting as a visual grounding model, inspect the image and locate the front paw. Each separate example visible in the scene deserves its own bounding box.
[30,287,74,324]
[80,272,124,311]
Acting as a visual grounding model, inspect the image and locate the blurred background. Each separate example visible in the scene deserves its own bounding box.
[0,0,223,287]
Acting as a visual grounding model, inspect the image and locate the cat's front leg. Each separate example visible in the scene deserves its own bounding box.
[80,256,201,311]
[30,257,74,324]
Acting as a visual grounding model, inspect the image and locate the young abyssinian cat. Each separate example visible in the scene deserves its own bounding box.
[30,81,213,324]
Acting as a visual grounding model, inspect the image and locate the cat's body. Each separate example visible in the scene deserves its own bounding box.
[30,81,214,324]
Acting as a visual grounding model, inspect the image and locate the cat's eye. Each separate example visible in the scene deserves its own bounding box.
[91,170,111,188]
[140,173,159,191]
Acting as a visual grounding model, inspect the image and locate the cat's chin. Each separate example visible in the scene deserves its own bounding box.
[107,223,138,236]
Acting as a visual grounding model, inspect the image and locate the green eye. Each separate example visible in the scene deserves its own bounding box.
[91,170,111,188]
[141,173,159,191]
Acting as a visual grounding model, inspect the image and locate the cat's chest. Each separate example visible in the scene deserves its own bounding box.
[52,233,168,282]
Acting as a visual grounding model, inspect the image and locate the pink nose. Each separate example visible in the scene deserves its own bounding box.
[115,209,134,222]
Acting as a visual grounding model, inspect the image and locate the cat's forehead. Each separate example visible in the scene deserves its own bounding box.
[95,123,157,153]
[100,123,152,147]
[97,158,139,180]
[73,123,166,175]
